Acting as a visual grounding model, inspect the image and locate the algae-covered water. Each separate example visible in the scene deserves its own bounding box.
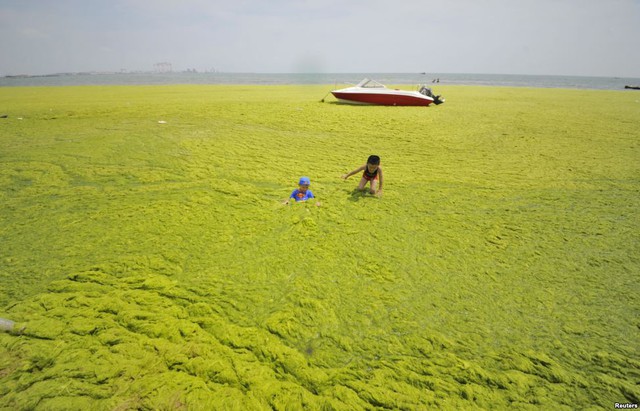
[0,84,638,410]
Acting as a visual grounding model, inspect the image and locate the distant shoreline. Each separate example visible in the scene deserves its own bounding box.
[3,71,639,79]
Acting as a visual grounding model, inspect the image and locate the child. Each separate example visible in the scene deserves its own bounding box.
[284,176,316,205]
[342,155,384,196]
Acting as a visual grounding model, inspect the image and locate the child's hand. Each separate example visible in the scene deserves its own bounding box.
[341,174,348,180]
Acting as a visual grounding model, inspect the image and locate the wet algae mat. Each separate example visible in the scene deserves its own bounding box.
[0,84,638,410]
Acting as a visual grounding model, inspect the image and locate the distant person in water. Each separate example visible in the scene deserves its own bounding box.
[284,177,320,205]
[342,155,384,196]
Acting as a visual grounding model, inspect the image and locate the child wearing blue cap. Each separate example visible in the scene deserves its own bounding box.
[284,176,316,205]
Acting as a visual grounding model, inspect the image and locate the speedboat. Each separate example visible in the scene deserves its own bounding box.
[330,78,444,106]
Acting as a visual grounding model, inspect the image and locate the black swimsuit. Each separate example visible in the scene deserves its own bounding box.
[363,166,379,180]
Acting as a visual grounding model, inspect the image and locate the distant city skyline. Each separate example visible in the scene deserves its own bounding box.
[1,0,639,78]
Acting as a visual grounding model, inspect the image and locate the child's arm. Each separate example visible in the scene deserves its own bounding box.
[283,190,296,205]
[306,191,321,206]
[342,165,365,179]
[377,167,384,195]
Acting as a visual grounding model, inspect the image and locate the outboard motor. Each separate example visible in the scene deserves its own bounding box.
[419,85,445,105]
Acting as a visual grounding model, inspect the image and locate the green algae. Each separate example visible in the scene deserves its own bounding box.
[0,84,639,410]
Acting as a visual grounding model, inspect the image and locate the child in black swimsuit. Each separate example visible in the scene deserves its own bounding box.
[342,155,384,196]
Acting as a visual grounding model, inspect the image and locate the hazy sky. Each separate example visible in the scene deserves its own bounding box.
[1,0,639,77]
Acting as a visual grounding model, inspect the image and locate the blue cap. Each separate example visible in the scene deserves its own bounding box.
[298,176,310,186]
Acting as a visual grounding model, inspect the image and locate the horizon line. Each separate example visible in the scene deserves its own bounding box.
[2,71,638,80]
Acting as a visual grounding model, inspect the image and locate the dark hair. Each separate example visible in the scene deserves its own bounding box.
[367,155,380,165]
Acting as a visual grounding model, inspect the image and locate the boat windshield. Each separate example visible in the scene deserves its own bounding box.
[356,78,386,88]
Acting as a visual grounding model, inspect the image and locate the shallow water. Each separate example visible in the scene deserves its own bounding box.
[2,72,639,90]
[0,85,638,409]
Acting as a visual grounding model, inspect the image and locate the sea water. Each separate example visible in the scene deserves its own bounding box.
[1,71,639,90]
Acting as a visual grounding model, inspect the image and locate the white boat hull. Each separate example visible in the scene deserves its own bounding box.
[330,79,444,106]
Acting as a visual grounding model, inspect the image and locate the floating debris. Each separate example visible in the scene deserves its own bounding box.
[0,317,15,332]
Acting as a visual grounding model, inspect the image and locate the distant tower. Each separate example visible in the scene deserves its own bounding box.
[154,62,172,73]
